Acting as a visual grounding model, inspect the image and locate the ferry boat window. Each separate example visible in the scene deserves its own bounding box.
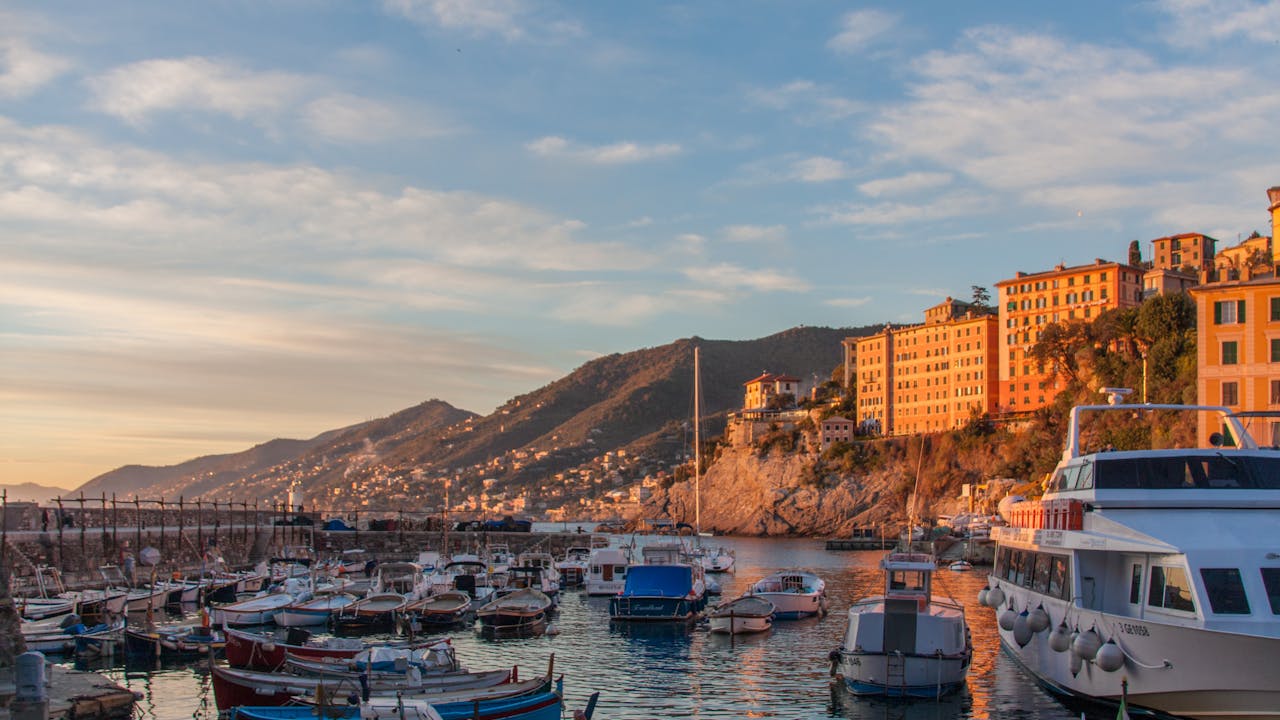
[1012,551,1029,587]
[1032,554,1053,594]
[1260,568,1280,614]
[1092,456,1280,490]
[996,547,1012,579]
[1049,556,1070,600]
[1200,568,1250,614]
[1148,566,1196,613]
[1074,461,1094,490]
[1130,564,1143,604]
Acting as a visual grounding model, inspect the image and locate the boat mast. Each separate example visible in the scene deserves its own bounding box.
[694,346,701,539]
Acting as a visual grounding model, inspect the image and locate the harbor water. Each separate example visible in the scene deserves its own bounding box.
[62,536,1101,720]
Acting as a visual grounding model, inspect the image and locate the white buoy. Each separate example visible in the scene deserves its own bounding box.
[1069,647,1083,677]
[1028,605,1050,633]
[986,585,1005,607]
[1048,622,1072,653]
[1013,610,1033,647]
[978,588,989,606]
[1072,627,1102,661]
[1095,639,1125,672]
[999,605,1018,631]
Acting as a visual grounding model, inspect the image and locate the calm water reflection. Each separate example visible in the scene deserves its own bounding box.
[65,537,1100,719]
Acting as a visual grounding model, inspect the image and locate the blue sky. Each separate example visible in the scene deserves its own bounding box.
[4,1,1279,489]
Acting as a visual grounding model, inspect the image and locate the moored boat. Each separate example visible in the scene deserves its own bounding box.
[402,590,473,629]
[274,592,357,628]
[584,546,630,597]
[554,546,591,588]
[124,623,225,658]
[832,551,971,697]
[211,579,311,626]
[609,557,707,622]
[224,677,563,720]
[476,587,552,633]
[708,595,774,635]
[746,570,827,619]
[210,662,518,710]
[699,546,736,574]
[332,591,408,631]
[977,390,1280,719]
[224,626,366,670]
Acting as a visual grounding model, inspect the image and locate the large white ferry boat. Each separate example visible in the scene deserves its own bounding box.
[980,389,1280,719]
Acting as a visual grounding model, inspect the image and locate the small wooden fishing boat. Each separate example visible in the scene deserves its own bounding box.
[211,579,311,626]
[124,623,225,658]
[224,626,365,671]
[274,592,357,627]
[476,587,552,633]
[22,615,125,655]
[948,560,973,572]
[708,595,774,635]
[332,591,407,631]
[281,640,458,678]
[402,590,473,628]
[16,596,77,621]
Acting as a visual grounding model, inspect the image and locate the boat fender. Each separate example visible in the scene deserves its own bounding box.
[1013,610,1033,647]
[977,588,989,606]
[1048,622,1072,653]
[1072,628,1102,661]
[998,607,1017,632]
[1094,639,1124,672]
[1028,605,1050,633]
[1069,648,1083,677]
[986,586,1005,608]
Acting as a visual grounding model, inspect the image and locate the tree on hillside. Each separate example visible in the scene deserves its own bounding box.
[1128,240,1142,267]
[1028,322,1094,386]
[971,285,991,308]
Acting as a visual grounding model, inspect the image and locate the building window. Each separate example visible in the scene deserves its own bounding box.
[1271,380,1280,405]
[1222,341,1238,365]
[1272,297,1280,321]
[1214,300,1245,325]
[1273,339,1280,363]
[1223,381,1239,406]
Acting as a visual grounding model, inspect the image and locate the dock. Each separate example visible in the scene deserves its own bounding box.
[1,665,136,720]
[824,537,891,551]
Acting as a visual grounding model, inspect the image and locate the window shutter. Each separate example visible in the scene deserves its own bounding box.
[1238,300,1246,323]
[1214,302,1222,324]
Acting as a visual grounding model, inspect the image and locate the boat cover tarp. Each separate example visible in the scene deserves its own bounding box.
[621,565,692,597]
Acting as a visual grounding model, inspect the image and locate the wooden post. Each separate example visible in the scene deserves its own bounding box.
[100,493,108,558]
[1,489,6,567]
[178,496,185,562]
[159,498,167,553]
[111,494,118,551]
[196,500,203,556]
[135,496,142,552]
[78,492,86,563]
[55,497,64,569]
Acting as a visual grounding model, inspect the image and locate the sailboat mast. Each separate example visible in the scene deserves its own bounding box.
[694,346,701,538]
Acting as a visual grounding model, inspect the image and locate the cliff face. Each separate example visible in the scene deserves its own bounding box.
[646,432,998,537]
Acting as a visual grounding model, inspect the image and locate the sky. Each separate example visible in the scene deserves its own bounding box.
[3,1,1280,490]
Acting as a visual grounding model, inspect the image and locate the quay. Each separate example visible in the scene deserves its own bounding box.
[0,665,137,720]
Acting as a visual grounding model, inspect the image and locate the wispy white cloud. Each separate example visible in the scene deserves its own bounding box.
[302,94,453,143]
[792,156,850,183]
[683,263,811,292]
[827,9,900,54]
[1156,0,1280,46]
[820,191,994,227]
[746,80,865,123]
[859,172,953,198]
[824,296,871,308]
[381,0,584,42]
[526,135,682,164]
[85,57,310,126]
[721,224,786,243]
[0,36,71,98]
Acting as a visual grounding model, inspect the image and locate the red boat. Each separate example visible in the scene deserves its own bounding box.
[224,627,368,671]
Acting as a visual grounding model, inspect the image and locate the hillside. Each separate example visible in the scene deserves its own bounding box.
[0,482,72,505]
[72,326,876,508]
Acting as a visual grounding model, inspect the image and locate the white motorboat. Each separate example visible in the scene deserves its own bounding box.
[584,545,631,597]
[274,592,357,627]
[746,570,828,619]
[699,546,736,574]
[554,546,591,588]
[708,595,774,635]
[832,551,971,697]
[428,556,500,605]
[978,390,1280,719]
[949,561,974,572]
[210,578,311,626]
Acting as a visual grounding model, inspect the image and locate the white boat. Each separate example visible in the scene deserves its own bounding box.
[210,578,311,626]
[515,552,562,594]
[274,592,358,627]
[746,570,827,619]
[427,556,500,605]
[949,560,974,572]
[978,389,1280,719]
[699,546,736,574]
[554,546,591,588]
[832,551,971,697]
[584,546,631,596]
[372,561,429,601]
[708,595,774,635]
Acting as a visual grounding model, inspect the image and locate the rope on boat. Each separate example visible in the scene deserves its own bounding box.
[1104,621,1173,670]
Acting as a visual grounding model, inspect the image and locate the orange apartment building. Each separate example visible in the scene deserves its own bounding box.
[1188,186,1280,446]
[995,259,1144,412]
[854,297,999,436]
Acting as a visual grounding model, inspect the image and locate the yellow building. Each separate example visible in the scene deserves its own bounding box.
[1189,186,1280,446]
[995,259,1144,412]
[1151,232,1216,272]
[743,372,801,410]
[854,298,999,436]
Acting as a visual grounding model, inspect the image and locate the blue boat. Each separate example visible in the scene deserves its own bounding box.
[227,682,563,720]
[608,563,707,621]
